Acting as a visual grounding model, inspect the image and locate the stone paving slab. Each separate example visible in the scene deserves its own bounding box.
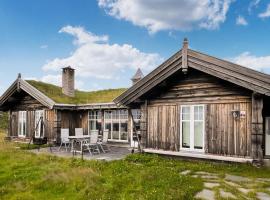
[204,182,220,188]
[195,189,215,200]
[220,189,236,199]
[31,146,131,161]
[225,174,251,182]
[257,192,270,200]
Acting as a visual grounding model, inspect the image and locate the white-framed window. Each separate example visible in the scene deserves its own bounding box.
[88,110,102,133]
[104,110,128,142]
[35,110,44,138]
[180,105,204,151]
[131,109,141,130]
[18,111,27,137]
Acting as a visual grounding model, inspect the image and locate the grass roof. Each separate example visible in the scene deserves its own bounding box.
[26,80,127,104]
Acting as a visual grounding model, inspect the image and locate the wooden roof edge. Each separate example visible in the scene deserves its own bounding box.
[0,79,18,105]
[114,43,270,106]
[114,49,183,104]
[188,49,270,83]
[0,76,56,109]
[19,79,55,109]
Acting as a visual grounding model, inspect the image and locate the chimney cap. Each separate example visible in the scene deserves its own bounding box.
[62,66,75,71]
[131,68,144,81]
[183,38,188,47]
[17,73,22,79]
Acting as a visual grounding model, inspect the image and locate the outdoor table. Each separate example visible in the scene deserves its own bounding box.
[69,135,91,154]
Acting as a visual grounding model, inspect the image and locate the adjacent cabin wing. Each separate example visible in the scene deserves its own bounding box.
[114,46,270,106]
[0,76,55,111]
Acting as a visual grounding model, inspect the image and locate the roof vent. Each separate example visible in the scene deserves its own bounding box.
[131,68,144,85]
[62,66,75,97]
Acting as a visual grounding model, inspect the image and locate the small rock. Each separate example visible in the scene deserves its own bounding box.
[220,189,236,199]
[238,187,251,194]
[180,170,191,175]
[257,192,270,200]
[201,175,219,179]
[225,174,251,182]
[195,189,215,200]
[204,182,220,188]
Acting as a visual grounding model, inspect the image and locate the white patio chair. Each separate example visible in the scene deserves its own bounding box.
[58,129,71,151]
[75,128,83,136]
[98,129,110,153]
[83,130,100,155]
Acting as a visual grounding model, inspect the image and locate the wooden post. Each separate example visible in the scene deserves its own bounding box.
[140,100,148,149]
[182,38,188,74]
[251,92,263,161]
[8,110,12,137]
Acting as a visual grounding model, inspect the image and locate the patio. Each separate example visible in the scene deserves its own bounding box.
[30,145,131,161]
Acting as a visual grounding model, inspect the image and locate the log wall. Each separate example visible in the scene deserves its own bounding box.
[145,70,253,157]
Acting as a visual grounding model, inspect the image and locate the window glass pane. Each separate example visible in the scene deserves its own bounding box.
[132,109,141,120]
[198,106,203,120]
[182,121,190,148]
[120,122,128,140]
[112,110,118,119]
[104,111,111,119]
[182,107,190,120]
[112,122,119,139]
[105,123,111,139]
[194,106,203,120]
[194,121,203,149]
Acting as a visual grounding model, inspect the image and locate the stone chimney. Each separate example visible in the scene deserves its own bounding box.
[131,68,144,85]
[62,66,75,97]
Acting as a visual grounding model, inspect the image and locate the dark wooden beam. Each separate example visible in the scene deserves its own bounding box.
[251,92,264,161]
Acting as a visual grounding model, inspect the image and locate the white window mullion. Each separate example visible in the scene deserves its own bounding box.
[190,106,195,151]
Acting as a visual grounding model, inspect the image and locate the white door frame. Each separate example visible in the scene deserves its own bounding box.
[18,111,27,137]
[265,117,270,156]
[180,105,205,152]
[35,110,44,138]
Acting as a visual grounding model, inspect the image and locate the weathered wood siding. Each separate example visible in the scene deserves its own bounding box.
[147,105,179,151]
[9,109,56,139]
[59,110,88,136]
[10,93,46,111]
[145,69,253,157]
[206,103,251,157]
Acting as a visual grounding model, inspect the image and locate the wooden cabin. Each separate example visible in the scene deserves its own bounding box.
[0,68,143,147]
[1,38,270,163]
[115,39,270,163]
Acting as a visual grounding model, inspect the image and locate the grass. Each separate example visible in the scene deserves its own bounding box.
[1,130,270,200]
[26,80,127,104]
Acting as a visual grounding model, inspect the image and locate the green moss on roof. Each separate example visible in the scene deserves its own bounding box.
[26,80,127,104]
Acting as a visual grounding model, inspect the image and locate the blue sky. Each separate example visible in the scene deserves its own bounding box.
[1,0,270,95]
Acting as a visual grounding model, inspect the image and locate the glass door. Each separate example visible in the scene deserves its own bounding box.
[35,110,44,138]
[180,105,204,151]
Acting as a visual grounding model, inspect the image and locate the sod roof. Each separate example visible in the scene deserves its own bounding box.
[26,80,127,104]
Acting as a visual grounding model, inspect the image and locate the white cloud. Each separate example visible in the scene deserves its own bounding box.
[59,26,109,45]
[40,45,48,49]
[98,0,233,33]
[236,15,248,26]
[27,74,84,90]
[259,4,270,18]
[231,52,270,73]
[42,26,163,80]
[41,74,62,86]
[248,0,260,13]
